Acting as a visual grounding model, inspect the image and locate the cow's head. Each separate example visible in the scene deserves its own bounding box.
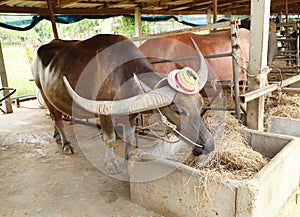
[63,39,214,156]
[158,92,214,155]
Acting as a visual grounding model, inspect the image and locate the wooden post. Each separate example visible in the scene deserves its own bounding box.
[0,42,13,113]
[207,8,212,33]
[296,23,300,69]
[246,0,271,131]
[135,7,142,37]
[285,0,289,23]
[231,20,240,120]
[47,0,59,39]
[213,0,218,24]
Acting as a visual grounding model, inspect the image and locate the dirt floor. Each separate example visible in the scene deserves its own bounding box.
[0,100,162,217]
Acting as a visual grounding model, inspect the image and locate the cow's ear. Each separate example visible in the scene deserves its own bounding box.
[133,74,152,93]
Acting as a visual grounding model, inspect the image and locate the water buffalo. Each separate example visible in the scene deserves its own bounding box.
[31,34,214,173]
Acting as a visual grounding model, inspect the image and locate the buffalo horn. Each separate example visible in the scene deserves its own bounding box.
[63,76,176,116]
[190,37,208,90]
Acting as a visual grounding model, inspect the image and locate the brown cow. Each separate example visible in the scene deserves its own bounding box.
[31,34,214,174]
[139,29,250,82]
[139,25,278,82]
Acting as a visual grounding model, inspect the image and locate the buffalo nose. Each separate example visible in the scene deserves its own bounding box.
[192,139,215,156]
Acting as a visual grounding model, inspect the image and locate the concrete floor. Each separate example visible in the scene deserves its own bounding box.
[1,99,300,217]
[0,100,162,217]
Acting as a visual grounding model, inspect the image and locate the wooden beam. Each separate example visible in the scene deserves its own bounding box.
[0,1,10,6]
[0,42,13,113]
[0,5,211,15]
[57,0,81,8]
[240,74,300,103]
[246,0,271,131]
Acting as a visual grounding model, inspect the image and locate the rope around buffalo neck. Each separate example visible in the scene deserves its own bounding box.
[138,77,204,148]
[156,108,204,148]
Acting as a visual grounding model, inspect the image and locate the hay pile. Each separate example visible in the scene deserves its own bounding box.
[265,93,300,119]
[169,111,269,180]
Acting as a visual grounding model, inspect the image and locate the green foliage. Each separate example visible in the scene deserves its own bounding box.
[58,19,103,39]
[113,16,150,37]
[114,17,135,37]
[33,20,53,43]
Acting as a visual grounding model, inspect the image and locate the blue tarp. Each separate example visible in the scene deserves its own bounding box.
[0,14,213,31]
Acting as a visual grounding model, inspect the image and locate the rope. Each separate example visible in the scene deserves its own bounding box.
[231,23,250,78]
[156,108,204,148]
[136,75,205,148]
[136,117,180,143]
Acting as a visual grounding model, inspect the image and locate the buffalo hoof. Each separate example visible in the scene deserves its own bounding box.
[104,159,120,175]
[54,133,61,144]
[63,142,75,154]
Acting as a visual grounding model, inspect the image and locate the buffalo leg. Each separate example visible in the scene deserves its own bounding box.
[39,92,74,154]
[123,121,135,161]
[100,115,119,174]
[50,110,74,154]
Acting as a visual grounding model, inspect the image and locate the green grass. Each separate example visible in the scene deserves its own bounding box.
[1,46,36,97]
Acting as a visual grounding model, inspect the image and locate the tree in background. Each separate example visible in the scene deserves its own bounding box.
[113,16,150,37]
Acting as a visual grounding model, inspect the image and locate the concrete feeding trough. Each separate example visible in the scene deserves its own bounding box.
[266,116,300,138]
[129,129,300,217]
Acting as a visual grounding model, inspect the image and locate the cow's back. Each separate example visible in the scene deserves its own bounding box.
[32,34,151,118]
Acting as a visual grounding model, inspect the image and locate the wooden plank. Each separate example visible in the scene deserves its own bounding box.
[240,74,300,103]
[0,42,13,113]
[246,0,271,131]
[130,21,231,42]
[231,20,241,119]
[57,0,80,8]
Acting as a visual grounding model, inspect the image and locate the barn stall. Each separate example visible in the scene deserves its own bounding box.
[1,0,300,216]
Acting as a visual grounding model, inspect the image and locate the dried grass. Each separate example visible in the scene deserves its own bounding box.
[169,111,270,180]
[265,93,300,119]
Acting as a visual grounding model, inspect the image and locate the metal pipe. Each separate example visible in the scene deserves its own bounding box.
[202,107,235,111]
[150,53,232,64]
[281,87,300,94]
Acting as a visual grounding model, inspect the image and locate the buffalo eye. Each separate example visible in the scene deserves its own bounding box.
[175,110,187,116]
